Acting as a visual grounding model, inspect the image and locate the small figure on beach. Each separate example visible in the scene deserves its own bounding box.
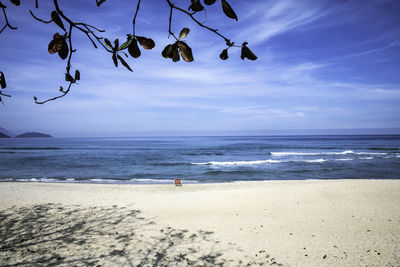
[175,178,182,186]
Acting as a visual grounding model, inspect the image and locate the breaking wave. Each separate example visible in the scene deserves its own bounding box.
[270,150,387,156]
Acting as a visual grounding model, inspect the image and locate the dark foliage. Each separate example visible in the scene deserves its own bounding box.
[0,0,257,104]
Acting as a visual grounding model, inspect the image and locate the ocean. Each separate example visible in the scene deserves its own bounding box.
[0,135,399,183]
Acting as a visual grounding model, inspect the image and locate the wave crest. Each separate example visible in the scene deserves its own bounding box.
[270,150,387,156]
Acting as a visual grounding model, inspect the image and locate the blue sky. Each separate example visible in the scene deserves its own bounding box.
[0,0,399,136]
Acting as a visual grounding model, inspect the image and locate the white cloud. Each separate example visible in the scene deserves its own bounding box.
[237,0,330,44]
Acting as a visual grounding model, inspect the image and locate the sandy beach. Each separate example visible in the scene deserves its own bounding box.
[0,180,399,266]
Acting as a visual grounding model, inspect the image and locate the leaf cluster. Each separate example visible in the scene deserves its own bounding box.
[1,0,258,105]
[188,0,237,22]
[162,28,193,62]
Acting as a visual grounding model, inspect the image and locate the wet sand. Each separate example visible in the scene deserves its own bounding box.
[1,179,399,266]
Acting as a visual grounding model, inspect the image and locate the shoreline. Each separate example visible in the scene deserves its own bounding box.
[1,177,399,186]
[1,179,400,266]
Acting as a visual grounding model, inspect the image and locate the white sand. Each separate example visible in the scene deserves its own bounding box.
[0,180,399,266]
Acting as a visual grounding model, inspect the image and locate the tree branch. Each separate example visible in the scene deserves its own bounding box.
[2,0,255,105]
[34,82,73,104]
[165,0,238,47]
[30,9,52,24]
[132,0,141,36]
[0,2,17,34]
[53,0,110,52]
[33,0,116,104]
[167,3,178,41]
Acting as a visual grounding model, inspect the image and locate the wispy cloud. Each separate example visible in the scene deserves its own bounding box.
[237,0,330,44]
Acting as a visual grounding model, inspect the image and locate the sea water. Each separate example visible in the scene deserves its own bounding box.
[0,135,399,183]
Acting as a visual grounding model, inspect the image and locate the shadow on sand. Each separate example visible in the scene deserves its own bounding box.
[0,204,281,266]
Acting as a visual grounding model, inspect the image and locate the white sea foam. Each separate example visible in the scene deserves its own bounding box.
[305,159,326,163]
[360,157,374,160]
[130,178,174,183]
[192,159,282,166]
[270,150,354,156]
[192,158,333,165]
[334,158,354,161]
[89,179,104,182]
[270,150,387,156]
[130,178,199,184]
[356,152,387,155]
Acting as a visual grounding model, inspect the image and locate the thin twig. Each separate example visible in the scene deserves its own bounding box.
[53,0,111,52]
[0,92,11,97]
[34,82,73,104]
[66,24,73,73]
[0,2,17,34]
[132,0,141,36]
[29,9,52,23]
[168,3,178,41]
[75,22,105,33]
[34,0,115,103]
[165,0,239,47]
[1,90,12,105]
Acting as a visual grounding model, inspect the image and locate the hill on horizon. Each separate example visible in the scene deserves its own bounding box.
[0,132,10,138]
[15,132,52,138]
[0,126,14,137]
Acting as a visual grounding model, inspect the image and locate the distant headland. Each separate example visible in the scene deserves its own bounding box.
[0,132,10,138]
[15,132,52,138]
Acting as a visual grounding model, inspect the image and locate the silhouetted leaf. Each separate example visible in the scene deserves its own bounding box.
[96,0,106,7]
[48,39,57,54]
[0,72,6,89]
[172,44,180,62]
[128,38,141,58]
[117,54,133,72]
[65,73,74,82]
[10,0,20,6]
[219,49,228,60]
[204,0,216,5]
[240,45,257,60]
[75,70,80,81]
[51,11,66,31]
[136,36,155,50]
[118,37,132,51]
[221,0,238,21]
[58,38,69,60]
[48,34,63,55]
[178,42,194,62]
[104,38,113,49]
[162,44,173,58]
[179,28,190,40]
[189,1,204,12]
[114,39,119,51]
[48,33,63,54]
[112,53,118,67]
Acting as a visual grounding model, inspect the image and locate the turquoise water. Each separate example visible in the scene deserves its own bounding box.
[0,135,399,183]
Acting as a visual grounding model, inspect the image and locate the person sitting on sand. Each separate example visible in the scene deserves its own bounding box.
[175,178,182,186]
